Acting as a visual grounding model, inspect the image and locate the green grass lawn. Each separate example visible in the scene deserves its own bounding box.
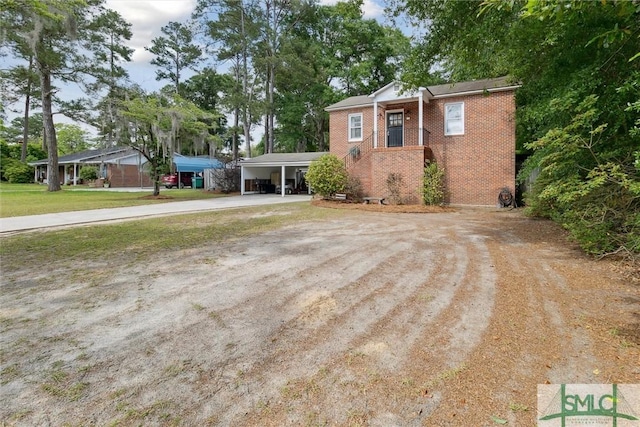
[0,203,345,271]
[0,183,234,217]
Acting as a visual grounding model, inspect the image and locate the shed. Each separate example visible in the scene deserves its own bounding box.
[240,152,328,196]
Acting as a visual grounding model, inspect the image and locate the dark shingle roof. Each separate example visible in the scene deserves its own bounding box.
[325,76,519,111]
[322,95,372,112]
[427,76,517,97]
[29,146,130,165]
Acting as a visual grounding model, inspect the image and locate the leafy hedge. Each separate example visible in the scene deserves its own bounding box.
[523,95,639,256]
[305,154,348,198]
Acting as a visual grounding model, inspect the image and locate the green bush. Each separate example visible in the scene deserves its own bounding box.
[522,95,639,256]
[79,166,99,181]
[421,160,445,205]
[3,160,34,183]
[305,154,348,198]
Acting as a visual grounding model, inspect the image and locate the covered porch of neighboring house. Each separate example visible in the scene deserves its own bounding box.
[240,152,328,196]
[29,147,152,188]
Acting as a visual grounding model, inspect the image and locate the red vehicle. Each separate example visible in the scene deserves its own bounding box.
[161,172,194,189]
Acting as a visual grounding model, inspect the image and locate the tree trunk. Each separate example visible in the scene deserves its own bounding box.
[21,55,34,162]
[264,108,270,154]
[40,66,61,191]
[233,107,239,160]
[267,62,275,154]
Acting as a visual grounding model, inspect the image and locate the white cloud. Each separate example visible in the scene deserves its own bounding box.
[361,0,384,19]
[105,0,197,63]
[318,0,384,19]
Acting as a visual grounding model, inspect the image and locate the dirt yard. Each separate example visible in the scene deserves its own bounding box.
[1,205,638,426]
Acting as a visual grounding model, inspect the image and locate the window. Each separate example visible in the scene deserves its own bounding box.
[348,113,363,141]
[444,102,464,135]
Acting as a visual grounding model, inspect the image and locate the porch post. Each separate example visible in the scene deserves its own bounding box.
[73,163,78,186]
[373,100,378,148]
[281,165,285,197]
[240,165,245,195]
[418,88,425,146]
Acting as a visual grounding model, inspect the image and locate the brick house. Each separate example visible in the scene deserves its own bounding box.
[325,76,519,206]
[30,147,153,187]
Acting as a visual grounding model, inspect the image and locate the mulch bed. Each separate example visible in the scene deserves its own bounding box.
[311,198,456,213]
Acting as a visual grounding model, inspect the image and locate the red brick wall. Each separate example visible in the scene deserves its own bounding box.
[328,90,516,205]
[328,106,374,160]
[426,91,516,205]
[107,164,153,188]
[371,146,429,204]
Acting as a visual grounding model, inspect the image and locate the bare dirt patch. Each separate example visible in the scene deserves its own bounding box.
[1,207,638,426]
[138,194,175,200]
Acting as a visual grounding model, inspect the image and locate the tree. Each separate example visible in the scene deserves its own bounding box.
[146,21,202,94]
[273,0,410,152]
[253,0,310,154]
[1,0,134,191]
[0,114,44,146]
[88,8,133,146]
[181,68,232,157]
[55,123,90,155]
[195,0,262,158]
[0,58,40,160]
[116,92,217,196]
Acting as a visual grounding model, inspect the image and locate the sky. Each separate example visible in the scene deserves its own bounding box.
[105,0,387,93]
[4,0,389,142]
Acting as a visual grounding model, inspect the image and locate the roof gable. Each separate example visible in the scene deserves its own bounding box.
[371,82,423,104]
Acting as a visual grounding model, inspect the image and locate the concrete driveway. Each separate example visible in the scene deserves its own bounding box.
[0,194,312,233]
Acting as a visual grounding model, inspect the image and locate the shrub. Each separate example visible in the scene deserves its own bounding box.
[344,175,364,202]
[305,154,348,198]
[79,166,98,181]
[3,160,34,183]
[386,173,405,204]
[421,160,445,205]
[212,167,240,193]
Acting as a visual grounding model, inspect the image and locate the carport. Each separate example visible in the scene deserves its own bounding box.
[240,152,328,196]
[172,154,224,188]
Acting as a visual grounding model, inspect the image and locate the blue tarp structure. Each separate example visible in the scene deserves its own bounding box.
[173,154,224,172]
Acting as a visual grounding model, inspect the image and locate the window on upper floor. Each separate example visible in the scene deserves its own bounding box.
[444,102,464,136]
[348,113,363,141]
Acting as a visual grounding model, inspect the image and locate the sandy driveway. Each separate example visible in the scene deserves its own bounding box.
[1,206,638,426]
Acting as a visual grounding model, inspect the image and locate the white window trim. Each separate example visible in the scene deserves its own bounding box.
[444,102,464,136]
[348,113,363,142]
